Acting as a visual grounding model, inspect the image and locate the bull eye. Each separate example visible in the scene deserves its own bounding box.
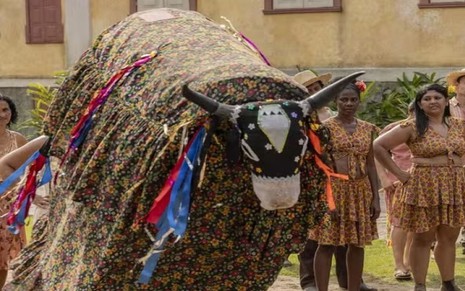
[241,139,260,162]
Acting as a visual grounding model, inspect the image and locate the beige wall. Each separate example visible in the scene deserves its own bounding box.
[0,0,65,77]
[91,0,132,40]
[197,0,465,69]
[0,0,131,78]
[2,0,465,78]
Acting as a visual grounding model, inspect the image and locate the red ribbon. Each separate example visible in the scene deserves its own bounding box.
[7,154,47,227]
[145,127,201,224]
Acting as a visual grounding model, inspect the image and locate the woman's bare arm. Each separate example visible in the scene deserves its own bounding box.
[373,125,412,183]
[367,145,381,219]
[0,135,49,180]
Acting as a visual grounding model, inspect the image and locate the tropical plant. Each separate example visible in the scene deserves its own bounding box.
[19,71,68,137]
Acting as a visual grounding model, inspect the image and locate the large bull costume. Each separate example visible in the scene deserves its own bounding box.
[4,8,363,290]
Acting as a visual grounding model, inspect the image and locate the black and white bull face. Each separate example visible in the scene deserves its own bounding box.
[233,101,309,210]
[182,71,364,210]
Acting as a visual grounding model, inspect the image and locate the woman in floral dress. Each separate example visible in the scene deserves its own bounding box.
[310,81,381,291]
[0,95,27,288]
[374,84,465,291]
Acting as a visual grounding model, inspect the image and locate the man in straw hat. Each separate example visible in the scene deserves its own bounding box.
[446,68,465,255]
[293,70,376,291]
[294,70,334,121]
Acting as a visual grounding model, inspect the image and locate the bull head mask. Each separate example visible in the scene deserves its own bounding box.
[183,71,365,210]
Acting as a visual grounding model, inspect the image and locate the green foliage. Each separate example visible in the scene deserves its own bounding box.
[18,71,67,137]
[357,72,445,128]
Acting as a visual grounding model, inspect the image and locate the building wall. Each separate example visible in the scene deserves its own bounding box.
[197,0,465,70]
[0,0,65,77]
[2,0,464,79]
[91,0,132,40]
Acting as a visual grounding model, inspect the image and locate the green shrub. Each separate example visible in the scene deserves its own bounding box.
[19,71,67,137]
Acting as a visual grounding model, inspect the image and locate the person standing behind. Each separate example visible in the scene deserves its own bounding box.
[376,103,415,281]
[446,68,465,256]
[374,84,465,291]
[294,70,333,121]
[0,94,27,288]
[293,70,340,290]
[310,80,381,291]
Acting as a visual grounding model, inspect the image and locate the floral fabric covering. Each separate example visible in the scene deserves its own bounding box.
[7,8,328,290]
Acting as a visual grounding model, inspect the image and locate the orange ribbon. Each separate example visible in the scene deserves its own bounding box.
[308,128,348,211]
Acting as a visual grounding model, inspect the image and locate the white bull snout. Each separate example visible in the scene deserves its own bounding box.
[251,173,300,210]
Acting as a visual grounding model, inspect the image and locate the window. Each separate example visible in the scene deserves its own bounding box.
[25,0,64,44]
[418,0,465,8]
[263,0,342,14]
[130,0,197,13]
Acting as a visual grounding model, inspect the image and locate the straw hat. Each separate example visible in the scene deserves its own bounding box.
[446,68,465,86]
[293,70,332,87]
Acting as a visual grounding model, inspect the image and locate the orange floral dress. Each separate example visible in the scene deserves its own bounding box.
[0,130,25,270]
[310,117,379,247]
[394,118,465,233]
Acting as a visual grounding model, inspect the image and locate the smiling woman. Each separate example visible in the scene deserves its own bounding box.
[373,84,465,291]
[0,94,27,289]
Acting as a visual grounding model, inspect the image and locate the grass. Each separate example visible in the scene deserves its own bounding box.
[280,239,465,289]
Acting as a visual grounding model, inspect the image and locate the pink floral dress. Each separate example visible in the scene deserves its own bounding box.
[379,121,412,229]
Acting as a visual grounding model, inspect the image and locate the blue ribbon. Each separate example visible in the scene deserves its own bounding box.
[167,127,205,236]
[138,212,171,284]
[137,127,206,284]
[0,151,40,195]
[71,117,94,150]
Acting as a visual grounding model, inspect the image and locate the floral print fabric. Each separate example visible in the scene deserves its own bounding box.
[394,118,465,233]
[310,117,378,247]
[6,9,328,290]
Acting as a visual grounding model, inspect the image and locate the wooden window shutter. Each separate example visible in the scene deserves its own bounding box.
[26,0,64,44]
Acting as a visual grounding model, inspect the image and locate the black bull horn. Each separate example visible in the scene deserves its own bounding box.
[182,71,365,116]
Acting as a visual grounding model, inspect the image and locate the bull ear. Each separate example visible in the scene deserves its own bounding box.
[303,71,365,110]
[182,85,235,117]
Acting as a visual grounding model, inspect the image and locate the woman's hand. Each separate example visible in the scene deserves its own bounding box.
[33,195,49,209]
[370,198,381,220]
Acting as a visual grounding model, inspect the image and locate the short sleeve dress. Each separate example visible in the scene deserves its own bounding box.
[310,117,379,247]
[394,118,465,232]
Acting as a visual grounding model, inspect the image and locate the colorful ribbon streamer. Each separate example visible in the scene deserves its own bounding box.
[60,51,159,167]
[138,127,206,284]
[0,150,52,234]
